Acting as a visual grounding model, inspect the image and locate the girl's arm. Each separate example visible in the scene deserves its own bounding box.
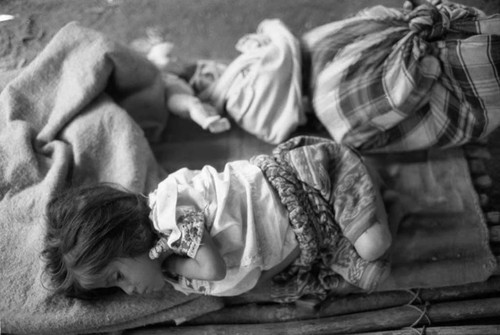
[164,229,226,281]
[167,93,230,133]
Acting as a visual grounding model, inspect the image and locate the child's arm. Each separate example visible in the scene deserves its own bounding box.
[143,39,231,133]
[167,92,230,133]
[164,229,227,281]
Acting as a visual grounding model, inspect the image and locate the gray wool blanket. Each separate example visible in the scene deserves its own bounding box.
[0,22,223,335]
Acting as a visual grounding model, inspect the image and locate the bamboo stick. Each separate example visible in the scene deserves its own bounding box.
[187,303,315,325]
[189,291,411,325]
[428,297,500,323]
[396,276,500,304]
[479,193,489,207]
[124,297,500,335]
[473,175,493,189]
[350,325,500,335]
[321,276,500,317]
[490,225,500,242]
[187,276,500,325]
[491,244,500,255]
[468,159,487,175]
[486,211,500,225]
[463,145,492,160]
[494,256,500,276]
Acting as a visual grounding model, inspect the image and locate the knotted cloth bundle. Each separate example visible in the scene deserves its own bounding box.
[304,1,500,152]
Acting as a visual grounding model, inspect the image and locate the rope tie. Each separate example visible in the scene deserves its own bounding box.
[408,323,427,335]
[407,2,450,40]
[407,302,431,327]
[406,288,423,305]
[402,288,431,335]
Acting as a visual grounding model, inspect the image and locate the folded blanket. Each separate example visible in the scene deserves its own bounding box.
[0,22,222,335]
[303,1,500,152]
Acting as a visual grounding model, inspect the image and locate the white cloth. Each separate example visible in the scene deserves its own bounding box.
[200,19,306,144]
[149,161,298,296]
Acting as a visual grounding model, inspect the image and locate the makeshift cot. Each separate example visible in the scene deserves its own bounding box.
[135,132,500,335]
[1,1,499,334]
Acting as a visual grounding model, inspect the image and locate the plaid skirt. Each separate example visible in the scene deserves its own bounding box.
[251,136,390,302]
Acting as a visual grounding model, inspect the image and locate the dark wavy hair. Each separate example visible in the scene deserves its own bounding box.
[42,183,157,299]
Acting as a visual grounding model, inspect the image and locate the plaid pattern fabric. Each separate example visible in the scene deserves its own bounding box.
[251,136,389,301]
[303,1,500,152]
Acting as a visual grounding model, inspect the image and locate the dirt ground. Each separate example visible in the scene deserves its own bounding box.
[1,0,499,70]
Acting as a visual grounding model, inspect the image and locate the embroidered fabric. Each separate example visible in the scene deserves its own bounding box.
[148,207,205,259]
[148,162,298,296]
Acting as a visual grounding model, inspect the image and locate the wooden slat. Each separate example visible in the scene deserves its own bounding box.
[351,325,500,335]
[494,256,500,276]
[486,211,500,225]
[490,225,500,243]
[463,145,492,160]
[188,277,500,325]
[125,297,500,335]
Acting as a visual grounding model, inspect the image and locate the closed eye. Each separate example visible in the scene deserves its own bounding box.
[115,271,124,283]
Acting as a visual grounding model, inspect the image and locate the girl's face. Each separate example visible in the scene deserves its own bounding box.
[95,253,167,295]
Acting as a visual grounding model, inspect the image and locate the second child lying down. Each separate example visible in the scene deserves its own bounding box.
[143,0,500,152]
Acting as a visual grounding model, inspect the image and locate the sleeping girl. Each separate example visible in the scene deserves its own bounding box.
[42,136,392,302]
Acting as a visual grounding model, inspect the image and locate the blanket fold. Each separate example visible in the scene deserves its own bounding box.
[0,22,223,335]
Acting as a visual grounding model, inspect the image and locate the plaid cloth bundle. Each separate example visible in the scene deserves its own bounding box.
[303,1,500,152]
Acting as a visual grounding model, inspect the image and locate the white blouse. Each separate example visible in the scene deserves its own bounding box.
[148,160,298,296]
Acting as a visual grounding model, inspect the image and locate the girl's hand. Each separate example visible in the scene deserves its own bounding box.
[164,230,227,281]
[167,94,231,133]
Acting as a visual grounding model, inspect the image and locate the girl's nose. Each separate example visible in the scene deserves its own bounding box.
[120,283,136,295]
